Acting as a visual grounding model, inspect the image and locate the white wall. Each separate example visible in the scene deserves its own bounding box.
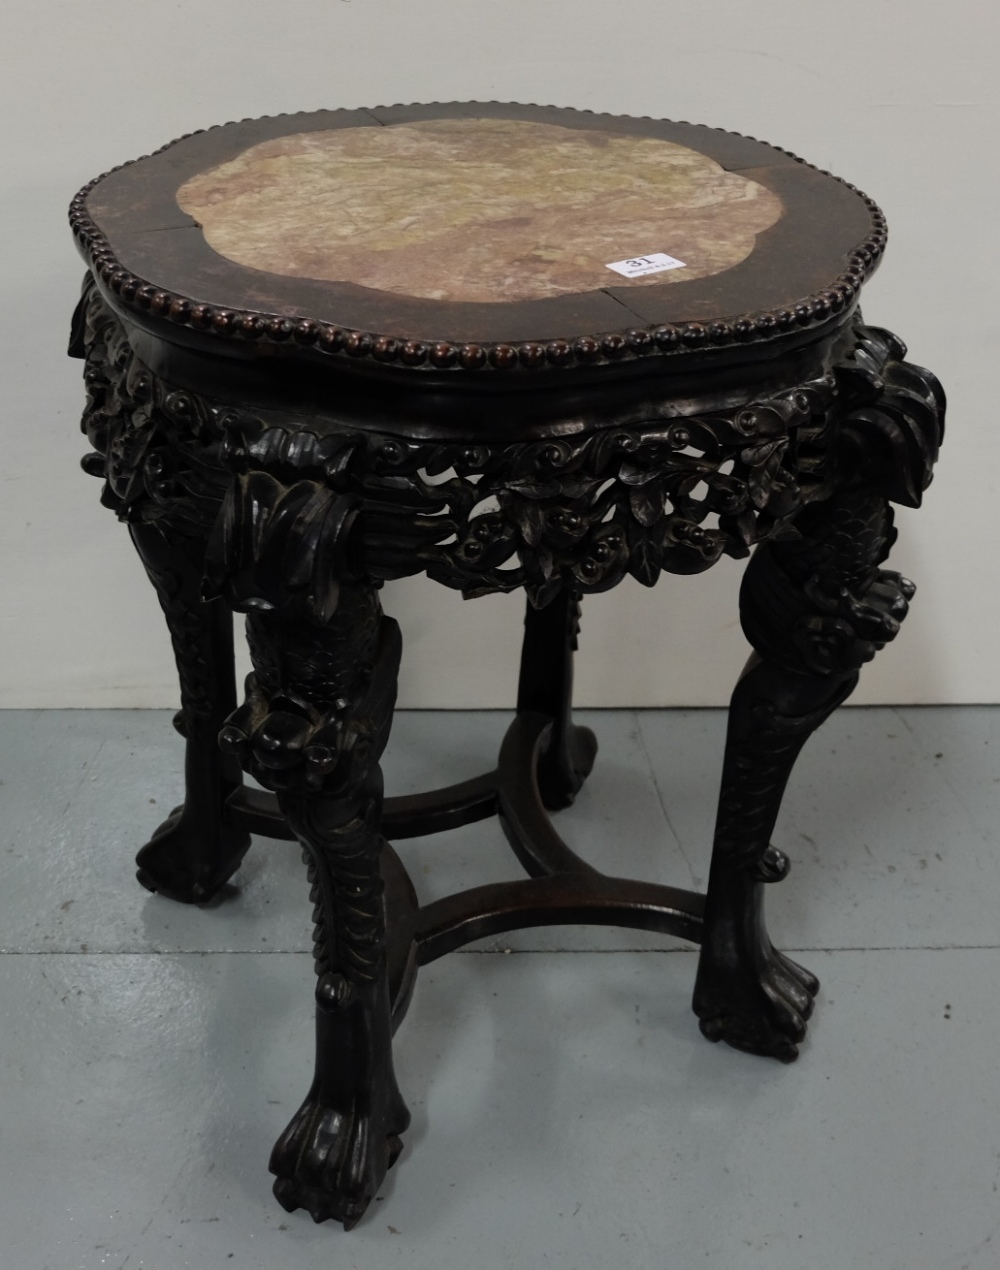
[2,0,996,708]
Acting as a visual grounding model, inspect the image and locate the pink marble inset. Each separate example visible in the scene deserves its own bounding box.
[178,117,784,303]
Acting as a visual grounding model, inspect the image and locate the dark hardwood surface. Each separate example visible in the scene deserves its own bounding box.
[69,105,942,1231]
[72,103,884,376]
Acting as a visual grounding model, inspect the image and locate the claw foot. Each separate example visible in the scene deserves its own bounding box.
[135,808,250,904]
[693,945,819,1063]
[269,1087,410,1229]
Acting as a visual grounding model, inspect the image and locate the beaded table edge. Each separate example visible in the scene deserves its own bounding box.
[68,103,887,375]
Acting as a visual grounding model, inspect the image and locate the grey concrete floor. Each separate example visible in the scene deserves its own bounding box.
[2,707,999,1269]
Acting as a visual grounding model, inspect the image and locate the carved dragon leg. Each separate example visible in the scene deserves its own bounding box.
[129,521,250,902]
[516,590,597,809]
[223,589,407,1227]
[215,523,408,1228]
[72,279,249,903]
[694,488,915,1061]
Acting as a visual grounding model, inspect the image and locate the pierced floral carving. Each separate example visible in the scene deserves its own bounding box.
[210,320,938,610]
[215,375,841,609]
[78,277,943,622]
[74,278,236,733]
[75,281,230,534]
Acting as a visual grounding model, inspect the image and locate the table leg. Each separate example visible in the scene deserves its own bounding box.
[516,590,597,809]
[694,486,915,1061]
[73,278,250,903]
[129,520,250,902]
[220,581,409,1228]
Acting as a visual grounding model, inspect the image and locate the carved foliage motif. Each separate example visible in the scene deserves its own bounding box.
[76,277,944,710]
[74,279,230,534]
[73,278,233,732]
[214,375,842,612]
[209,320,941,615]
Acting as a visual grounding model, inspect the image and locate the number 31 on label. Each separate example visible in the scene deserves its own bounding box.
[606,253,687,278]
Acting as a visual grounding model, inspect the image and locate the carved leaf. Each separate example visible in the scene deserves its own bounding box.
[591,428,636,473]
[629,484,665,527]
[508,480,561,500]
[724,509,759,553]
[526,575,565,609]
[742,438,789,509]
[626,519,662,586]
[618,461,662,487]
[510,498,547,547]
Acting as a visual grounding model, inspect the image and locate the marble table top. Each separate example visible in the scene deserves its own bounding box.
[73,104,884,368]
[176,118,784,304]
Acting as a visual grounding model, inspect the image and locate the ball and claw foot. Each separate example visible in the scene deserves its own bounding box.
[694,945,820,1063]
[135,806,251,904]
[694,844,819,1062]
[269,1090,410,1230]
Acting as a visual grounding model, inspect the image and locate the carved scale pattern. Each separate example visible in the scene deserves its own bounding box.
[300,804,387,994]
[711,684,858,876]
[220,587,399,993]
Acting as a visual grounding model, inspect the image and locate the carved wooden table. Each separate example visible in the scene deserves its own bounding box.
[68,103,945,1229]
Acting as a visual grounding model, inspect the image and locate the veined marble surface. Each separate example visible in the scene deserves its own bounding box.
[177,118,784,303]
